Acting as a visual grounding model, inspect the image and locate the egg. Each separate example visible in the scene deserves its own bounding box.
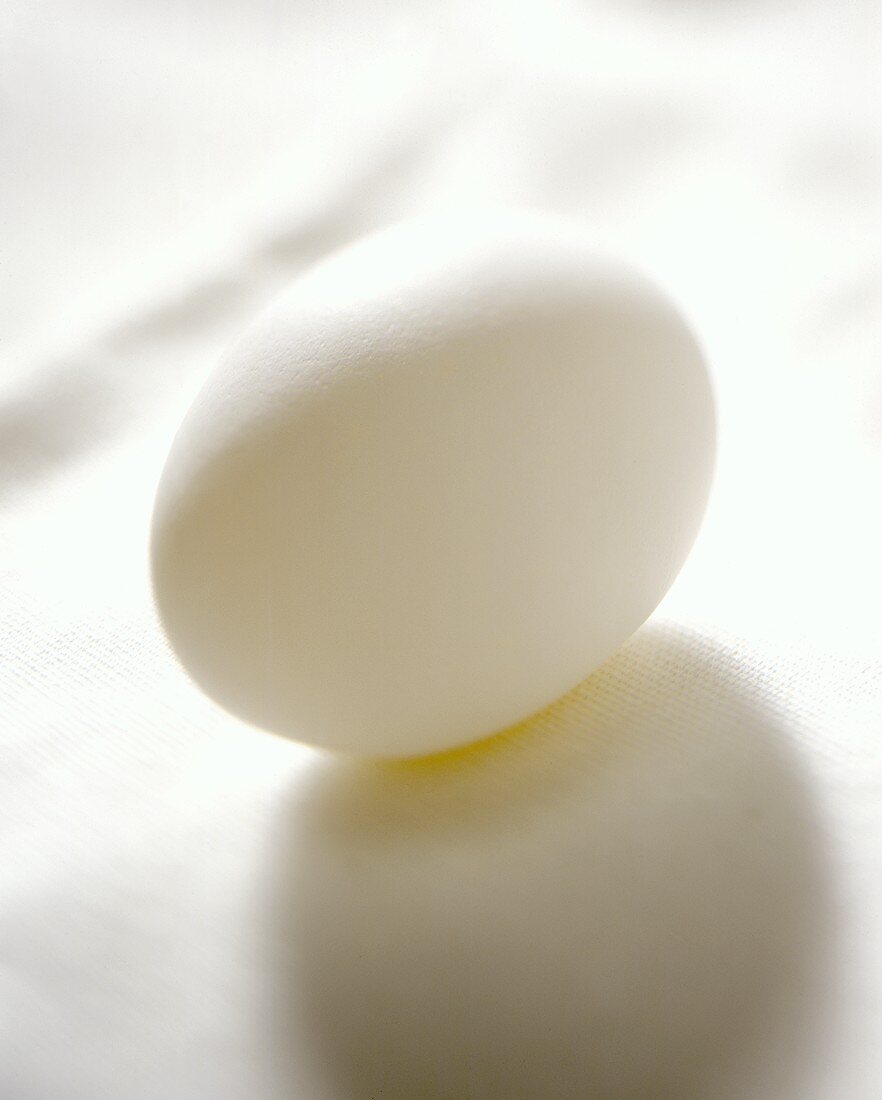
[151,210,715,757]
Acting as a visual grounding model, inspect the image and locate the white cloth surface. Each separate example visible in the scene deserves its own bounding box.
[1,1,881,1097]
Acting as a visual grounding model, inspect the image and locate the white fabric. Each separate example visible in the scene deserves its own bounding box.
[2,1,880,1096]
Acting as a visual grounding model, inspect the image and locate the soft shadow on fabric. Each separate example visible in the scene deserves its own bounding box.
[268,623,831,1099]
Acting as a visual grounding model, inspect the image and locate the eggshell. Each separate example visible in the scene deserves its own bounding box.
[151,211,714,756]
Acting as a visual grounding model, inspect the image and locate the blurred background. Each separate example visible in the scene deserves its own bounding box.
[1,2,880,1097]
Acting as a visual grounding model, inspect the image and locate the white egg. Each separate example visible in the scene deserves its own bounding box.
[151,210,714,757]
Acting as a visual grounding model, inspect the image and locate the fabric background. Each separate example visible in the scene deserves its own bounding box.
[2,1,880,1096]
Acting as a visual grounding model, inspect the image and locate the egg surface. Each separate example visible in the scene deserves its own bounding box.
[151,211,714,756]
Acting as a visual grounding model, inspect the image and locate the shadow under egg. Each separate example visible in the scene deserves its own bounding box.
[266,623,832,1099]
